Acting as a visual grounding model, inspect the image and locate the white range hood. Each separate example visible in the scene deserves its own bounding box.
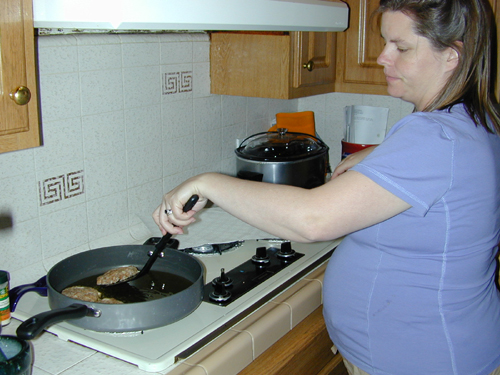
[33,0,349,32]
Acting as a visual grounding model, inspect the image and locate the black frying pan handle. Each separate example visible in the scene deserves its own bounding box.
[16,304,93,340]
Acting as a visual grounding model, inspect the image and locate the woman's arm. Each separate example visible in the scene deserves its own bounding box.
[331,146,377,179]
[153,167,410,243]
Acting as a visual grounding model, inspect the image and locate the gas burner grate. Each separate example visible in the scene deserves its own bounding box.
[143,238,244,255]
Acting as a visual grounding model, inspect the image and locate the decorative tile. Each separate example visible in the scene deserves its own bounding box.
[163,71,193,95]
[161,64,194,103]
[38,170,84,206]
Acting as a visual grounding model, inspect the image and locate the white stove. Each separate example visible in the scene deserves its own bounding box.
[11,208,338,372]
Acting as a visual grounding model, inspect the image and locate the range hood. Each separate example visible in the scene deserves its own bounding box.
[33,0,349,32]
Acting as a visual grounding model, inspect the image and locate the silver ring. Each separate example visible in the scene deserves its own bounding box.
[165,209,173,216]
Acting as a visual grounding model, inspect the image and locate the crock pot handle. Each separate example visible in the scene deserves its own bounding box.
[9,276,48,313]
[16,303,93,340]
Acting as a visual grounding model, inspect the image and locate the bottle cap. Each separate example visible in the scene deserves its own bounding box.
[0,271,9,285]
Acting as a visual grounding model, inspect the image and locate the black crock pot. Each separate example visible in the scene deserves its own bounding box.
[235,129,330,189]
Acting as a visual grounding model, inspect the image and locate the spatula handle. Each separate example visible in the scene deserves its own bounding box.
[140,195,199,276]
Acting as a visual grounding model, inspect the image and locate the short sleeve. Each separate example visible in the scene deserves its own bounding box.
[351,113,454,217]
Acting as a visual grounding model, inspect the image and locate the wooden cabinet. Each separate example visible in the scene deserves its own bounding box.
[334,0,387,95]
[0,0,41,154]
[238,306,348,375]
[209,0,386,99]
[210,31,336,99]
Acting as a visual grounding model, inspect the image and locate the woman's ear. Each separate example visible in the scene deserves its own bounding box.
[446,42,462,71]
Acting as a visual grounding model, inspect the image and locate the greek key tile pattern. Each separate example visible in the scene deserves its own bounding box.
[38,170,85,206]
[163,71,193,95]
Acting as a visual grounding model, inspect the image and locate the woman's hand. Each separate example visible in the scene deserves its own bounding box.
[152,177,208,235]
[331,146,377,179]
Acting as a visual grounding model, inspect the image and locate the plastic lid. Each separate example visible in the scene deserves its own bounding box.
[236,129,327,161]
[0,272,9,285]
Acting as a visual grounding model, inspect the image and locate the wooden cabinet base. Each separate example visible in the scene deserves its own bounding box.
[238,306,348,375]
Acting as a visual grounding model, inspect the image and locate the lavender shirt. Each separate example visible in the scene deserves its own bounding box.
[323,104,500,375]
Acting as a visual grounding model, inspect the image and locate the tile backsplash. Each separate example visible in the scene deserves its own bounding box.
[0,32,413,287]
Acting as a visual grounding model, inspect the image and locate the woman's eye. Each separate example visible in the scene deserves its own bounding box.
[397,47,408,52]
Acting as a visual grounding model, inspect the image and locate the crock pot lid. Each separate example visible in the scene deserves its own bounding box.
[236,130,326,161]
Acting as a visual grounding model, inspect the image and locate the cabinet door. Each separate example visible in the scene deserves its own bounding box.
[290,31,336,98]
[335,0,387,95]
[210,32,292,99]
[210,31,337,99]
[0,0,40,154]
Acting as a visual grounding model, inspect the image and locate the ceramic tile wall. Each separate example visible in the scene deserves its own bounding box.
[0,31,412,289]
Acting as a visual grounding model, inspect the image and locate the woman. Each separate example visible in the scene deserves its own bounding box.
[153,0,500,373]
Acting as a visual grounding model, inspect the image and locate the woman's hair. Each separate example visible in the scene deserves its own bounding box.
[375,0,500,133]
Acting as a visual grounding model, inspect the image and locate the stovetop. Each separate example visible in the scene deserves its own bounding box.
[12,208,338,372]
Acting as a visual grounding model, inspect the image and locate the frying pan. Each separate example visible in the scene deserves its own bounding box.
[13,244,204,339]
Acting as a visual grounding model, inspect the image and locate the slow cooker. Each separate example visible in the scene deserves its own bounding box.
[235,129,330,189]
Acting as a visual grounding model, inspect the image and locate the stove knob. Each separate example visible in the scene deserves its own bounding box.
[277,241,296,259]
[209,280,231,302]
[212,268,233,287]
[252,246,270,264]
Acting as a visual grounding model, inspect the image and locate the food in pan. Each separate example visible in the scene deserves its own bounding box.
[96,266,139,286]
[61,286,102,302]
[99,298,124,304]
[62,286,126,304]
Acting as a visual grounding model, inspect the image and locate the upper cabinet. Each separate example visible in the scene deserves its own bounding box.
[334,0,387,95]
[210,31,337,99]
[0,0,40,154]
[211,0,500,99]
[209,0,387,99]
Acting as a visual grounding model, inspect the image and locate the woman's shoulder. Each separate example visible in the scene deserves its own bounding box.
[389,104,474,137]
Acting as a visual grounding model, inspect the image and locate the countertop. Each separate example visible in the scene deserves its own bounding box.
[2,258,334,375]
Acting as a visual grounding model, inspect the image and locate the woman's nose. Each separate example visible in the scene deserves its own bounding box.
[377,48,389,67]
[377,44,390,66]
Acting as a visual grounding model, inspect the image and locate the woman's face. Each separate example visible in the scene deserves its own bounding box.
[377,11,458,110]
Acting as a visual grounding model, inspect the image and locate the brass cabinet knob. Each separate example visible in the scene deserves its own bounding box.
[9,86,31,106]
[302,60,315,72]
